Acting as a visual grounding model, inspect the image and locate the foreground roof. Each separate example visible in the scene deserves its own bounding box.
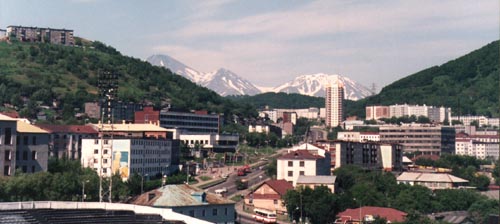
[91,123,169,132]
[397,172,468,183]
[0,113,17,121]
[130,184,234,207]
[245,179,293,200]
[337,206,407,223]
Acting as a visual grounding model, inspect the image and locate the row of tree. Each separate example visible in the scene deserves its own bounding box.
[283,165,498,224]
[0,158,191,202]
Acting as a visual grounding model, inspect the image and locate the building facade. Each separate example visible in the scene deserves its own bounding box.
[178,133,239,153]
[379,124,455,155]
[160,110,220,134]
[333,141,403,171]
[455,133,499,160]
[365,106,390,120]
[325,81,344,127]
[397,172,469,190]
[15,121,49,174]
[36,125,98,160]
[387,104,451,123]
[277,150,331,186]
[244,179,293,215]
[134,106,160,124]
[7,26,74,46]
[0,115,17,176]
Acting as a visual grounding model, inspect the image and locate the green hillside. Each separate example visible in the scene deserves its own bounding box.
[0,40,256,122]
[227,92,324,109]
[364,40,499,117]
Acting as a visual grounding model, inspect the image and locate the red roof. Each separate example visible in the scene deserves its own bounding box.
[245,179,293,199]
[279,150,323,160]
[36,124,98,134]
[0,112,20,118]
[337,206,407,223]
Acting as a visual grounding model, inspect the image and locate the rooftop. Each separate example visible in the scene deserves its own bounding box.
[16,120,48,134]
[337,206,407,223]
[0,113,17,121]
[296,175,336,184]
[279,150,324,160]
[397,172,469,183]
[129,184,234,207]
[91,123,169,132]
[36,124,98,134]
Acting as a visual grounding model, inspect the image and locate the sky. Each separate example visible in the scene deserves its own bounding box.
[1,0,498,91]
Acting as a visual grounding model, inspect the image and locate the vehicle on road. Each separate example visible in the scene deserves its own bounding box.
[252,208,277,223]
[235,178,248,190]
[237,168,246,176]
[215,187,228,196]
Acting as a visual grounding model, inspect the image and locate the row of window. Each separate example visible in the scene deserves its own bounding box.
[4,150,38,161]
[287,161,305,167]
[131,158,170,164]
[180,207,229,218]
[131,149,171,155]
[287,171,305,177]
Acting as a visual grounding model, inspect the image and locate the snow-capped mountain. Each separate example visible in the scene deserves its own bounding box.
[147,54,261,96]
[147,54,372,100]
[270,73,372,100]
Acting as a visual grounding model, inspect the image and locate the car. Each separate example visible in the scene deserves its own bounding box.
[222,174,229,179]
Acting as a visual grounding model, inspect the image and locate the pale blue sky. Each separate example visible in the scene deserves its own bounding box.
[1,0,498,90]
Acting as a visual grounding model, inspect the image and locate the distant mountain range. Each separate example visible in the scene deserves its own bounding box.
[147,54,372,100]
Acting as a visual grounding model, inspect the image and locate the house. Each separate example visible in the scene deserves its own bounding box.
[15,120,49,173]
[277,149,331,186]
[244,179,293,215]
[129,184,235,224]
[397,172,469,190]
[296,175,336,193]
[336,206,407,223]
[7,26,74,46]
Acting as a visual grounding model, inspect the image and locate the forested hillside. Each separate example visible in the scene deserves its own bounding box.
[364,40,499,117]
[0,39,256,122]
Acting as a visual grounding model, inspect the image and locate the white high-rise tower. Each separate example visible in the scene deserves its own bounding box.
[325,78,344,127]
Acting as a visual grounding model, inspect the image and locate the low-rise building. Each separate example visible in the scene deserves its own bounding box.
[130,185,235,224]
[396,172,469,190]
[332,141,403,171]
[160,110,221,134]
[296,175,336,193]
[244,179,293,215]
[36,124,98,160]
[15,120,49,173]
[0,114,17,176]
[277,149,331,186]
[178,133,239,153]
[81,123,180,180]
[336,206,407,224]
[455,133,499,160]
[365,105,390,120]
[7,26,74,46]
[379,124,455,155]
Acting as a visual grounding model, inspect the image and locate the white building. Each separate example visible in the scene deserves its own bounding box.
[451,116,499,127]
[389,104,451,123]
[178,133,239,153]
[259,110,278,123]
[332,141,403,171]
[455,133,499,160]
[277,146,331,186]
[337,132,380,142]
[325,80,344,127]
[397,172,469,190]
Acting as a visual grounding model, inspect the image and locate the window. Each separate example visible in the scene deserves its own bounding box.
[224,208,228,215]
[288,161,293,167]
[102,168,107,173]
[94,139,99,144]
[288,171,293,177]
[22,166,27,173]
[103,150,108,154]
[32,151,37,160]
[201,209,206,217]
[4,150,11,161]
[32,136,36,145]
[274,199,278,205]
[299,161,305,167]
[23,151,28,160]
[4,165,10,176]
[4,128,12,145]
[94,159,98,163]
[94,149,99,154]
[212,208,218,216]
[104,140,109,145]
[299,171,304,176]
[188,210,194,217]
[23,136,28,145]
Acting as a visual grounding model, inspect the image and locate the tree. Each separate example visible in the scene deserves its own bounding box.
[468,199,500,224]
[283,186,339,224]
[265,159,277,179]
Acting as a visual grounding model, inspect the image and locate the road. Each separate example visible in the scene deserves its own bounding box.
[207,165,268,196]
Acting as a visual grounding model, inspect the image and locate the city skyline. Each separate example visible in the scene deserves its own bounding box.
[0,0,498,89]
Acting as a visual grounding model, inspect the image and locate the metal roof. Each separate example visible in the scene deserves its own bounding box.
[296,175,336,184]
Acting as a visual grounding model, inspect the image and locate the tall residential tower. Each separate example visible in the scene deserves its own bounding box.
[325,79,344,127]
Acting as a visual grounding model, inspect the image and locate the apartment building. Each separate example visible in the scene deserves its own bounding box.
[379,124,455,155]
[451,116,500,127]
[7,26,74,46]
[0,115,17,176]
[332,141,403,171]
[455,133,499,160]
[81,123,180,180]
[15,121,49,173]
[277,149,331,186]
[366,106,390,120]
[160,110,220,134]
[178,133,239,153]
[134,106,160,124]
[383,104,451,123]
[36,124,98,160]
[337,132,380,142]
[325,80,344,127]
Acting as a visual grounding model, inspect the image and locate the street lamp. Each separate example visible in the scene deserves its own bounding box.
[141,173,148,194]
[354,198,362,223]
[81,180,89,202]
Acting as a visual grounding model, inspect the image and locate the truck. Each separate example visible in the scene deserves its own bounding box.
[235,178,249,190]
[215,187,228,196]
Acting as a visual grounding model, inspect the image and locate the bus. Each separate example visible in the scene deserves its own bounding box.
[252,208,277,223]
